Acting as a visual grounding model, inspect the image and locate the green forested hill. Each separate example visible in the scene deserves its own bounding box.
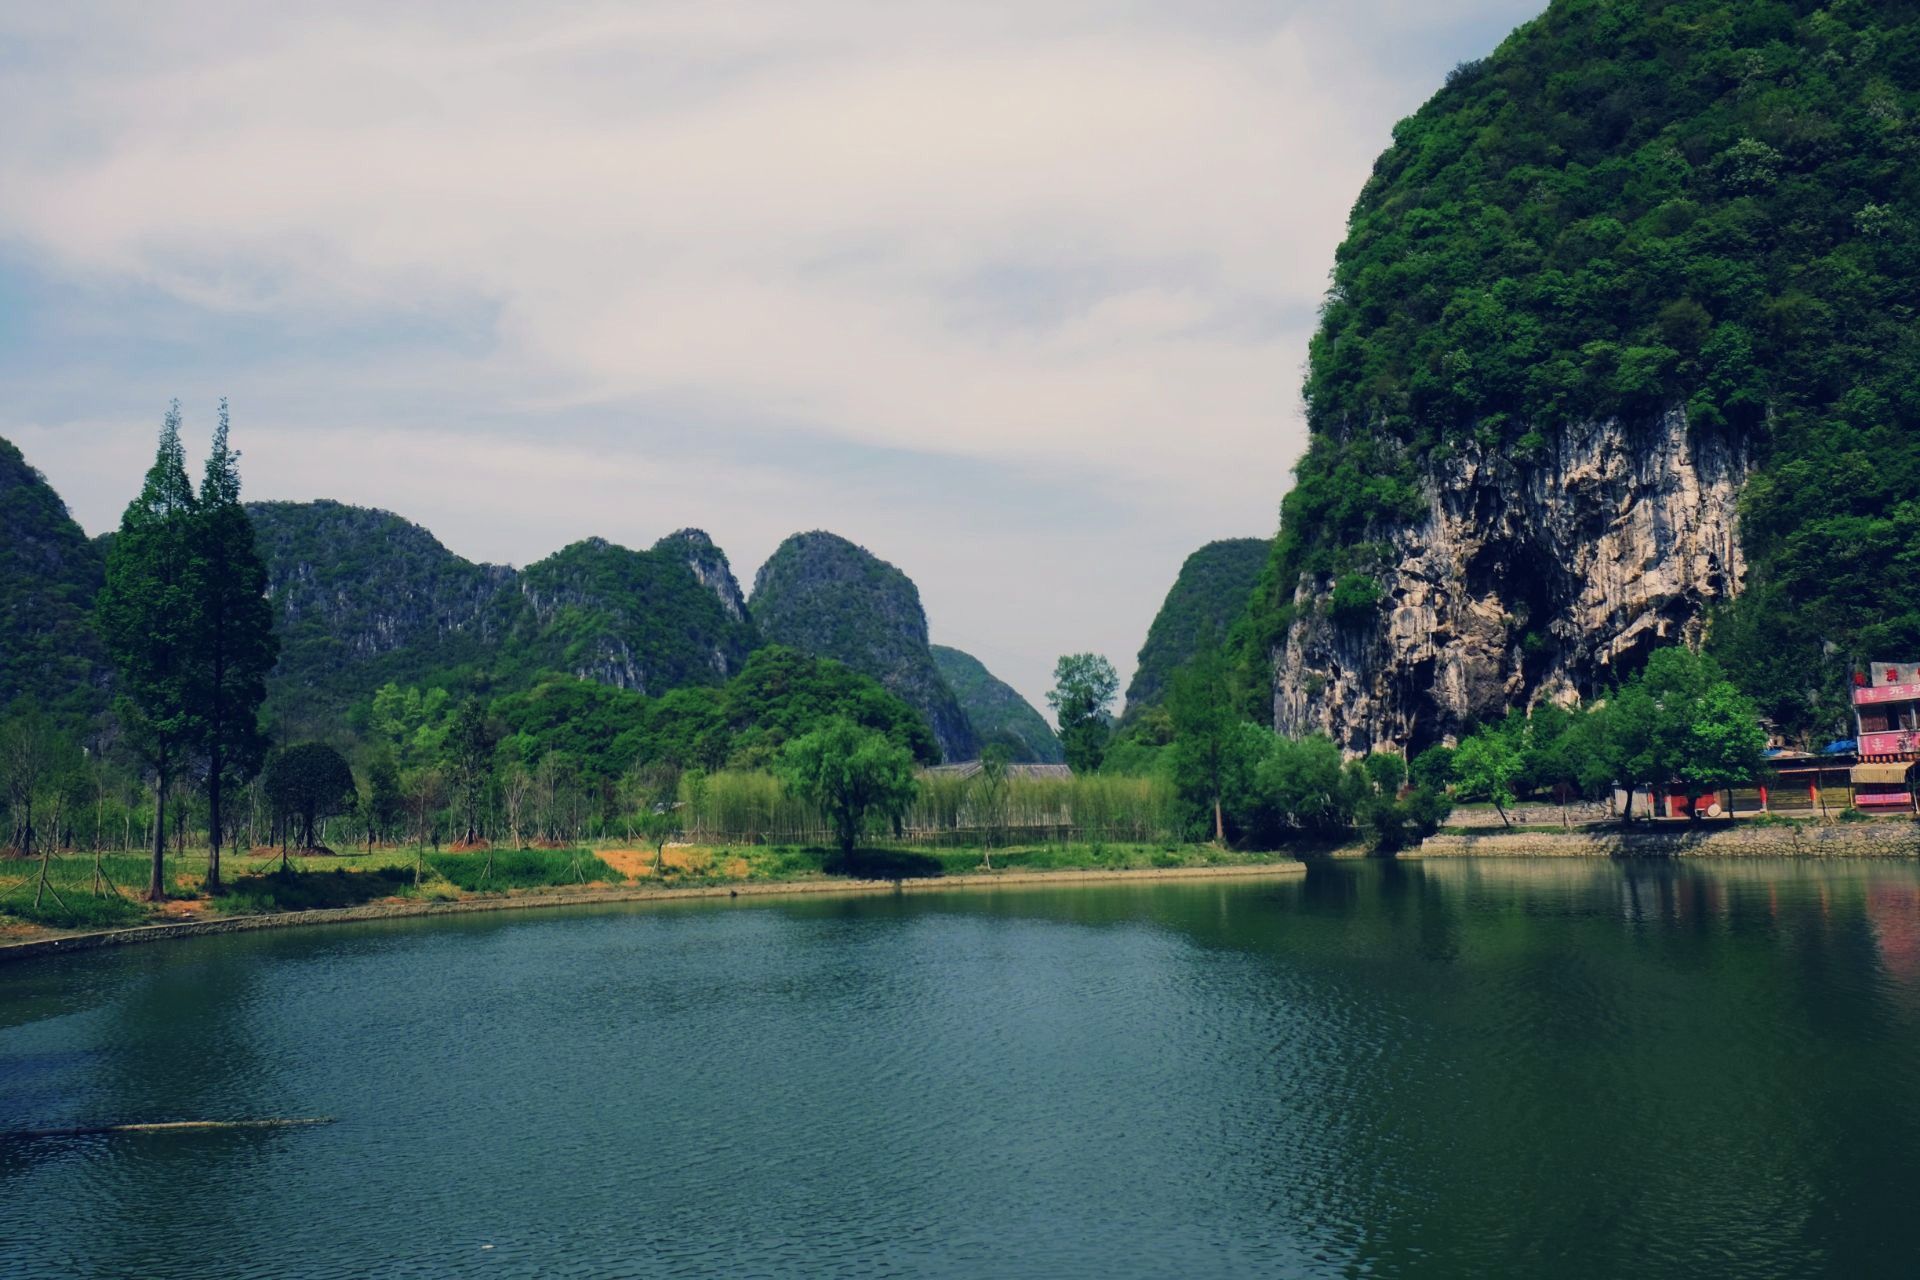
[519,532,758,694]
[1246,0,1920,736]
[930,645,1063,763]
[247,501,524,731]
[1125,538,1267,719]
[750,531,978,761]
[0,439,107,721]
[248,502,759,734]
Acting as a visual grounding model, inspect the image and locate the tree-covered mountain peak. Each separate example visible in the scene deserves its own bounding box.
[751,530,975,761]
[1247,0,1920,742]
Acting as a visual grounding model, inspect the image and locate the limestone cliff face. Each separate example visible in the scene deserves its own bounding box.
[1274,409,1748,754]
[656,528,751,625]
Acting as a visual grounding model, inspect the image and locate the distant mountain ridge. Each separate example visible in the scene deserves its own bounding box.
[1,436,1043,759]
[1125,538,1268,719]
[931,646,1062,764]
[248,501,759,732]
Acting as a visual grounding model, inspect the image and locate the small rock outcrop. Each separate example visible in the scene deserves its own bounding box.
[655,528,750,625]
[751,531,978,761]
[1274,409,1748,754]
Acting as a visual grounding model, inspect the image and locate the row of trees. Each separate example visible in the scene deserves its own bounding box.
[1079,637,1770,848]
[90,404,277,897]
[1443,648,1768,825]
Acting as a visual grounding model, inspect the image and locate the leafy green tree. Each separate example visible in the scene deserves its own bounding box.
[94,404,204,900]
[1346,753,1446,854]
[1636,647,1766,809]
[1453,724,1524,828]
[0,704,86,912]
[449,698,494,845]
[775,717,918,867]
[1410,745,1456,793]
[263,742,357,851]
[623,762,682,875]
[1231,730,1349,842]
[1047,653,1119,775]
[973,742,1012,865]
[191,401,278,893]
[370,683,455,768]
[0,702,67,859]
[1166,632,1244,842]
[1591,683,1659,821]
[360,750,404,849]
[401,765,446,855]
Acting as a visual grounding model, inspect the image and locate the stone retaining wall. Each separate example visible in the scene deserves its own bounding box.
[1418,822,1920,859]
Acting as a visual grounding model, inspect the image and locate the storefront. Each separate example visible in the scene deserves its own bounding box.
[1851,761,1917,812]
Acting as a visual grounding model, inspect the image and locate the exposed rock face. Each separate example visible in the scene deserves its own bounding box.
[931,645,1063,764]
[751,531,978,762]
[655,528,750,624]
[519,535,757,692]
[1274,409,1748,754]
[249,501,517,666]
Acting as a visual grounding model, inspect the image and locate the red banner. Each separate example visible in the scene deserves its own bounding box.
[1856,683,1920,706]
[1860,730,1920,756]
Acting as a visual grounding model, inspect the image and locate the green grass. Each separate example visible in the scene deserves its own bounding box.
[724,840,1283,883]
[0,853,187,929]
[0,883,148,929]
[427,848,619,891]
[1,839,1299,935]
[212,866,423,915]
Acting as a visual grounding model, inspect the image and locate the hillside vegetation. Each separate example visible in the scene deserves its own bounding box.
[0,439,108,721]
[1242,0,1920,736]
[751,531,978,761]
[931,645,1064,763]
[1125,538,1267,719]
[248,503,758,734]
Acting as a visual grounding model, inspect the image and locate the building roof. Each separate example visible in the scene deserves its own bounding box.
[924,762,1075,781]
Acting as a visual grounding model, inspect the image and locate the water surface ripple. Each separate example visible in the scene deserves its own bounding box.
[4,859,1919,1278]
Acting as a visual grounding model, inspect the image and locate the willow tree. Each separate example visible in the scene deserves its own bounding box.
[96,405,204,901]
[192,401,277,892]
[776,717,917,868]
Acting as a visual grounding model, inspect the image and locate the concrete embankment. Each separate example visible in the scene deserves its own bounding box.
[0,861,1307,962]
[1416,823,1920,859]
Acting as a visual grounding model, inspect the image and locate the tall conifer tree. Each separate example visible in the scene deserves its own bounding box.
[193,400,278,892]
[95,403,203,901]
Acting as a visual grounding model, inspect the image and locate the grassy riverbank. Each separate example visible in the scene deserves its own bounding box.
[0,839,1298,942]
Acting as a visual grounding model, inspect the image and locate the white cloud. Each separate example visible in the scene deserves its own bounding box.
[0,0,1543,712]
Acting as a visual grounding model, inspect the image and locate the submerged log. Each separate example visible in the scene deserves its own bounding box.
[5,1117,333,1140]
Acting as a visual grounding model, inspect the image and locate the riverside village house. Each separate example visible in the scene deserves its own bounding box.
[1626,660,1920,818]
[1850,662,1920,812]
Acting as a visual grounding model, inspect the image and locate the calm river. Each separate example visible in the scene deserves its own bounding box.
[4,859,1920,1278]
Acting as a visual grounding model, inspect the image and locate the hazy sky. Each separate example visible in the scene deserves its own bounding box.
[1,0,1540,714]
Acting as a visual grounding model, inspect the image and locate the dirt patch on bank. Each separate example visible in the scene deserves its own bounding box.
[592,848,653,879]
[597,846,717,878]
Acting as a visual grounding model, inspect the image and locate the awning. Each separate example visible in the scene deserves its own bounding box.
[1852,763,1914,785]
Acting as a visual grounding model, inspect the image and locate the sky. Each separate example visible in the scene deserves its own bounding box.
[0,0,1542,716]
